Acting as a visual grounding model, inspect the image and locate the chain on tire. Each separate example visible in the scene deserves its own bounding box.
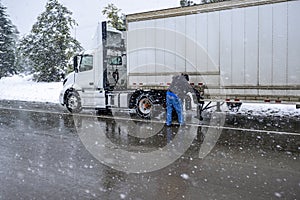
[66,91,82,113]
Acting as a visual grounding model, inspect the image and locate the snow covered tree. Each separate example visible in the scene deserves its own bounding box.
[180,0,196,6]
[0,2,18,79]
[102,3,126,31]
[19,0,82,82]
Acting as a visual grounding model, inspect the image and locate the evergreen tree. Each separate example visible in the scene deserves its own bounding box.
[0,2,18,79]
[19,0,82,82]
[180,0,196,6]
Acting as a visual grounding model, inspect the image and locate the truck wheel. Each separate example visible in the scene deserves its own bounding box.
[136,95,153,119]
[66,91,82,113]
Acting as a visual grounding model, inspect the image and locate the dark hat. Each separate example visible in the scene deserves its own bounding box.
[182,73,189,81]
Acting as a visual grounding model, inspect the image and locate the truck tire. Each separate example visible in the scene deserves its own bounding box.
[66,91,82,113]
[136,94,153,119]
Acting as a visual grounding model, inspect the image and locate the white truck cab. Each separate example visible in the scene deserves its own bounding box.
[59,23,129,113]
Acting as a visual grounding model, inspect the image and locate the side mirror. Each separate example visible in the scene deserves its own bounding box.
[116,56,122,65]
[73,56,78,73]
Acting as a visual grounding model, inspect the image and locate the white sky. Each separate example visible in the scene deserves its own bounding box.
[2,0,181,49]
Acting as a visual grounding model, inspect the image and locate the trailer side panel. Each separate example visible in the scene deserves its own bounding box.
[127,0,300,103]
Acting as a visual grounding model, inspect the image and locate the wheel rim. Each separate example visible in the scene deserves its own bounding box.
[138,97,152,115]
[68,95,79,110]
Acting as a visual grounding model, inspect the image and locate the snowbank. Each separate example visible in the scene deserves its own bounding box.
[239,103,300,118]
[0,75,63,103]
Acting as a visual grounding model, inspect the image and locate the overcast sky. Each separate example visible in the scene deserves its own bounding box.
[2,0,181,49]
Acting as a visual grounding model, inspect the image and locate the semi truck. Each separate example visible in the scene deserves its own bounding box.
[59,0,300,118]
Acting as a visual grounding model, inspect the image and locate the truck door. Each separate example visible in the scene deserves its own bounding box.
[76,55,95,90]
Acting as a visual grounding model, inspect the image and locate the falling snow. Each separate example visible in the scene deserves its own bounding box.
[180,173,190,180]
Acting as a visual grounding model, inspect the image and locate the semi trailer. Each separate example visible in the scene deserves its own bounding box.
[59,0,300,118]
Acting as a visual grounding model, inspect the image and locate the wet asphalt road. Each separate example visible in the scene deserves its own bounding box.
[0,100,299,200]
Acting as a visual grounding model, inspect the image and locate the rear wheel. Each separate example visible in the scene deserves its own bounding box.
[65,91,82,113]
[136,95,153,119]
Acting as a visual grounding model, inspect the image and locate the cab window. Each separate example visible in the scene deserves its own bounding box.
[79,55,93,72]
[109,56,122,65]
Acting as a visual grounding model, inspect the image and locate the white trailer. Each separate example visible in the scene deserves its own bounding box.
[126,0,300,103]
[59,0,300,118]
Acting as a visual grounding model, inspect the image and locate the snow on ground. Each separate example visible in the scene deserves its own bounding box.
[0,75,299,118]
[238,103,300,118]
[0,75,63,103]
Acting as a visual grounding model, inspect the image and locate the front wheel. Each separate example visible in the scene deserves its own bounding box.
[65,91,82,113]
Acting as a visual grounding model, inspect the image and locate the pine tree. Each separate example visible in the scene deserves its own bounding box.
[0,2,18,79]
[181,0,198,6]
[19,0,82,82]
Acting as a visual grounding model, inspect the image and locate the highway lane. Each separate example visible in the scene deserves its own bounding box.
[0,100,299,199]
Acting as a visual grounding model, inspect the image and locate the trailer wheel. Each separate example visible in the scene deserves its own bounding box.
[66,91,82,113]
[136,95,153,119]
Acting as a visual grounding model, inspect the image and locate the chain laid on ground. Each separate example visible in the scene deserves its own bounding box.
[0,106,299,136]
